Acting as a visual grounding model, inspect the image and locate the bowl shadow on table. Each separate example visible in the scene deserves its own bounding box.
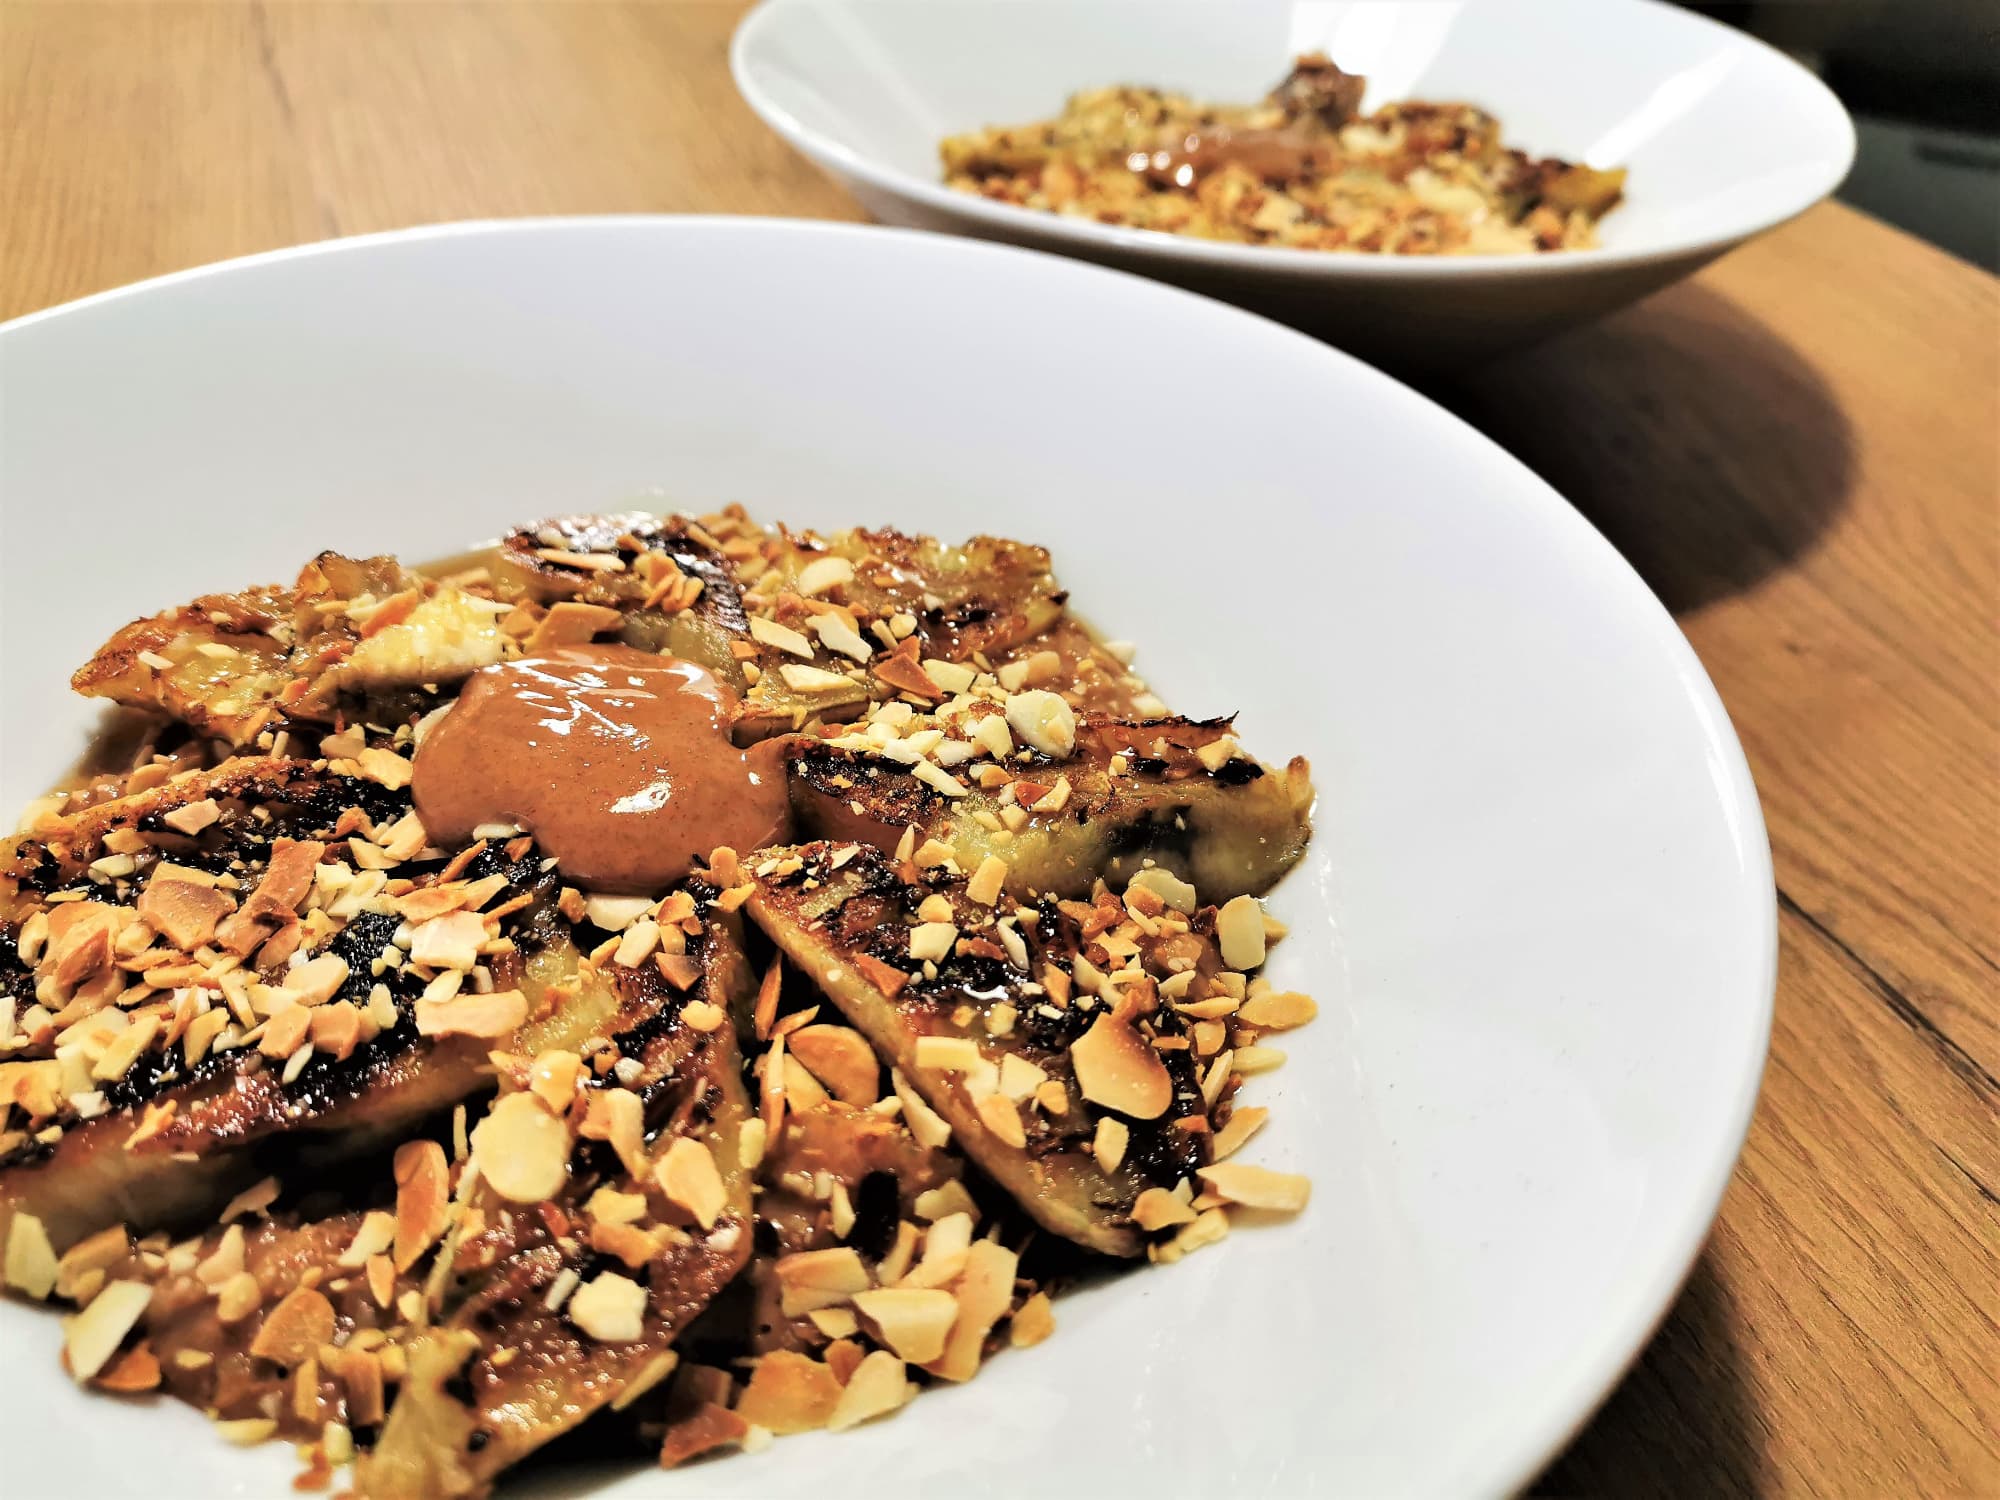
[1531,1250,1771,1497]
[1424,282,1856,617]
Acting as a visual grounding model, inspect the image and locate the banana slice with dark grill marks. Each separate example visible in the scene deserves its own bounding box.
[358,907,756,1500]
[788,713,1314,902]
[0,758,621,1253]
[746,842,1221,1257]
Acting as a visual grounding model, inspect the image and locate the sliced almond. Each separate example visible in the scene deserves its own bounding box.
[4,1211,59,1300]
[472,1092,570,1205]
[851,1287,958,1365]
[1069,1014,1172,1119]
[735,1349,843,1434]
[1091,1116,1130,1174]
[1132,1187,1198,1231]
[1214,895,1267,971]
[654,1136,728,1230]
[891,1069,951,1149]
[1196,1162,1312,1213]
[415,987,526,1040]
[825,1350,914,1432]
[786,1025,880,1106]
[249,1286,335,1365]
[392,1140,450,1271]
[1009,1290,1056,1349]
[1210,1106,1269,1161]
[974,1092,1027,1148]
[1239,990,1318,1029]
[924,1238,1017,1382]
[64,1280,152,1382]
[774,1246,871,1317]
[407,910,487,971]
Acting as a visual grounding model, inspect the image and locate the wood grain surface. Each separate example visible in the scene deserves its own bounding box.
[3,4,1996,1495]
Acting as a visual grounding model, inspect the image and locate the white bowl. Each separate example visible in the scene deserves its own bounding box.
[732,0,1854,366]
[0,219,1773,1498]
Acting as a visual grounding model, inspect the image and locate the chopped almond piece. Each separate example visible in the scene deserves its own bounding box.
[392,1140,450,1271]
[1009,1291,1056,1348]
[258,1005,311,1061]
[250,1286,336,1365]
[160,798,221,836]
[4,1212,59,1300]
[735,1350,843,1434]
[568,1271,649,1343]
[1092,1116,1130,1174]
[680,999,725,1032]
[825,1350,915,1432]
[92,1340,163,1393]
[473,1092,570,1204]
[851,1288,959,1364]
[774,1246,871,1317]
[1132,1187,1197,1231]
[853,952,909,999]
[658,1402,749,1468]
[925,1239,1018,1382]
[64,1280,154,1382]
[786,1024,880,1105]
[336,1210,396,1269]
[414,987,526,1039]
[135,878,233,951]
[974,1091,1028,1148]
[965,855,1009,906]
[309,1001,363,1062]
[1069,1014,1173,1119]
[528,1049,583,1113]
[1196,1162,1312,1213]
[655,1136,728,1230]
[891,1069,952,1149]
[407,910,486,971]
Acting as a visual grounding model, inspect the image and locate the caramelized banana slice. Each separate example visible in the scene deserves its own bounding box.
[789,714,1313,901]
[359,909,756,1500]
[72,552,514,745]
[747,843,1223,1257]
[0,758,617,1252]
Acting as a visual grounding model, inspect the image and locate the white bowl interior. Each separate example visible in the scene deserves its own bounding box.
[738,0,1853,254]
[0,220,1772,1499]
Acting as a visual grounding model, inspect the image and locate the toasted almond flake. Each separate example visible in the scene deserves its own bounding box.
[808,1306,859,1339]
[1239,990,1318,1029]
[967,1091,1023,1148]
[1127,866,1199,914]
[1211,1106,1269,1161]
[889,1068,951,1149]
[219,1175,281,1224]
[1215,895,1268,971]
[808,611,874,663]
[795,555,856,596]
[567,1271,648,1342]
[214,1417,279,1446]
[249,1286,336,1364]
[734,1349,844,1434]
[4,1212,59,1300]
[655,1136,728,1230]
[1233,1045,1287,1075]
[851,1287,959,1364]
[406,910,485,972]
[93,1340,162,1393]
[965,855,1009,907]
[1069,1014,1173,1119]
[1194,734,1241,772]
[750,615,816,659]
[215,1269,263,1323]
[826,1350,915,1432]
[613,918,661,968]
[355,746,414,790]
[1154,1205,1231,1265]
[852,952,909,999]
[582,893,653,931]
[415,987,526,1040]
[786,1024,880,1105]
[1201,1047,1235,1110]
[526,600,624,652]
[157,798,223,839]
[925,1238,1017,1382]
[1132,1186,1198,1231]
[392,1140,450,1271]
[910,760,968,798]
[610,1349,681,1413]
[1091,1116,1130,1174]
[775,1246,872,1317]
[1197,1162,1312,1212]
[337,1211,396,1269]
[913,1034,983,1073]
[473,1091,570,1205]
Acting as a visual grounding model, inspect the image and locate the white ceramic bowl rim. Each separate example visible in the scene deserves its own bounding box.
[0,217,1777,1498]
[731,0,1855,281]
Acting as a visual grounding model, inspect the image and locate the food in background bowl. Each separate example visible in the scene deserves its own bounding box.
[942,53,1625,255]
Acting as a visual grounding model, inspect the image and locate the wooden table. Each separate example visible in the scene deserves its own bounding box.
[4,4,1995,1494]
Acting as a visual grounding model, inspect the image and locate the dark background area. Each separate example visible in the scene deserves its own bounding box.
[1677,0,1998,269]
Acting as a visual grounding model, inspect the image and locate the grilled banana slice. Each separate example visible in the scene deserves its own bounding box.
[789,714,1313,901]
[0,757,618,1252]
[747,842,1229,1257]
[359,909,755,1500]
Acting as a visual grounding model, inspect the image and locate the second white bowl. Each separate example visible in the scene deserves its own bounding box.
[733,0,1854,366]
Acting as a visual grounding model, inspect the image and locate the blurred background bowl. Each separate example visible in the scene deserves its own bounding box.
[733,0,1855,368]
